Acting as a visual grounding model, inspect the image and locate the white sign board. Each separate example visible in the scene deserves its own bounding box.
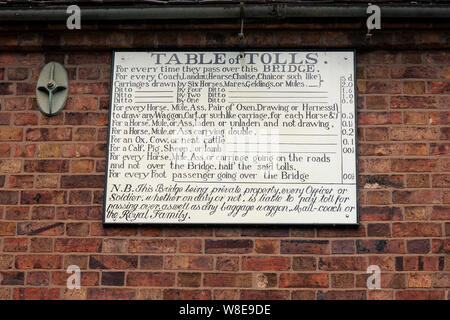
[104,51,358,225]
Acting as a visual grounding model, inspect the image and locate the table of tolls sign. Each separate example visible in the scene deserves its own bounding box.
[104,51,358,225]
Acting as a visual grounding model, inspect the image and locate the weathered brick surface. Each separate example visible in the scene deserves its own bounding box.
[0,21,448,300]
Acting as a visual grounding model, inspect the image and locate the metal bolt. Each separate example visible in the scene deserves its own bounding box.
[47,81,56,90]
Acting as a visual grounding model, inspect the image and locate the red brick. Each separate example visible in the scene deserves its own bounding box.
[9,175,34,189]
[406,174,430,188]
[0,191,19,205]
[365,190,391,205]
[90,221,136,235]
[391,96,437,109]
[319,256,367,271]
[431,239,449,254]
[0,83,14,95]
[0,254,14,269]
[291,290,316,300]
[14,144,36,158]
[26,128,71,141]
[405,144,427,156]
[126,272,175,287]
[30,238,53,253]
[331,273,354,288]
[164,256,213,271]
[432,174,450,188]
[65,112,108,126]
[60,175,104,188]
[367,223,391,237]
[203,273,252,288]
[356,240,405,254]
[31,206,55,220]
[403,81,426,94]
[21,191,66,204]
[71,159,94,173]
[69,190,92,205]
[15,255,62,269]
[364,127,389,141]
[73,128,97,141]
[101,272,124,286]
[129,240,176,253]
[242,256,290,271]
[369,256,395,271]
[13,288,60,300]
[74,96,98,111]
[3,206,26,221]
[241,227,289,237]
[393,190,440,204]
[404,111,427,125]
[87,288,135,300]
[0,159,22,173]
[240,290,289,300]
[178,239,202,253]
[0,144,11,157]
[429,112,449,125]
[365,81,401,94]
[163,289,211,300]
[24,160,69,173]
[164,227,213,237]
[279,273,328,288]
[140,256,163,270]
[55,238,102,252]
[318,290,366,300]
[292,257,316,271]
[391,127,439,141]
[213,289,239,300]
[407,239,430,254]
[391,66,438,78]
[103,239,128,253]
[205,239,253,254]
[362,159,390,173]
[0,128,22,141]
[255,239,279,254]
[177,273,201,287]
[3,238,28,252]
[280,240,329,254]
[331,240,355,254]
[52,271,99,286]
[215,256,239,271]
[78,67,100,81]
[396,290,445,300]
[89,255,137,269]
[427,81,449,94]
[432,273,450,288]
[26,272,49,286]
[0,113,11,125]
[358,112,402,125]
[392,222,442,237]
[17,222,64,236]
[0,222,16,236]
[360,206,402,221]
[317,226,365,237]
[431,206,450,220]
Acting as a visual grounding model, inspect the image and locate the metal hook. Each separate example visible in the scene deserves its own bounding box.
[238,2,245,56]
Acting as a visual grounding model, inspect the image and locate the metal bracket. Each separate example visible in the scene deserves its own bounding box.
[36,62,69,116]
[238,2,245,54]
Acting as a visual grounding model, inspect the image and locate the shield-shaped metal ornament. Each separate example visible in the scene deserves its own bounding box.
[36,62,69,116]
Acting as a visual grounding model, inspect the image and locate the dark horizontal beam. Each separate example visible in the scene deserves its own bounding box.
[0,5,449,22]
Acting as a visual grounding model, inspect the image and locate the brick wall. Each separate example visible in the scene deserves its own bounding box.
[0,23,448,300]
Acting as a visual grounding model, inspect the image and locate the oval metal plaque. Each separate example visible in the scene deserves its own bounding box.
[36,62,69,116]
